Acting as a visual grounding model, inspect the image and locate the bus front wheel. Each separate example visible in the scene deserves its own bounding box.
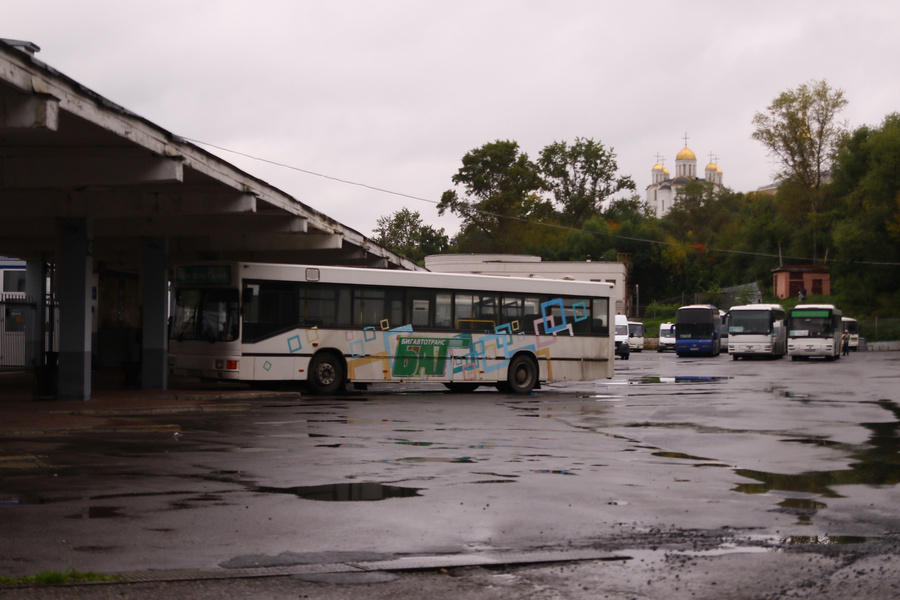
[507,354,538,394]
[308,353,344,395]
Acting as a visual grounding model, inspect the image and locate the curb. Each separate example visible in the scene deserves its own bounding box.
[46,402,255,417]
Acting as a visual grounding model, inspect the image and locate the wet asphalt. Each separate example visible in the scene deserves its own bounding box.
[2,350,900,598]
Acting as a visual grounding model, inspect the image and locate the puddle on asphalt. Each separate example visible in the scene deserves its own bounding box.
[65,506,124,519]
[531,469,577,475]
[255,482,421,501]
[652,451,730,467]
[471,479,516,484]
[630,376,730,384]
[315,443,364,448]
[732,399,900,523]
[391,439,436,446]
[780,535,868,545]
[393,456,475,463]
[575,393,623,401]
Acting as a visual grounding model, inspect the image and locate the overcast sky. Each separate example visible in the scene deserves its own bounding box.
[7,1,900,238]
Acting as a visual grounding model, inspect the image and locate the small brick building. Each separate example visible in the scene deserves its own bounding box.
[771,265,831,300]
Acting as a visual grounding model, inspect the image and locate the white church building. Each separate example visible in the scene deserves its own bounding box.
[645,137,723,217]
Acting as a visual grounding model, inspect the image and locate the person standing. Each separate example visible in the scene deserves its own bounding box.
[841,329,850,356]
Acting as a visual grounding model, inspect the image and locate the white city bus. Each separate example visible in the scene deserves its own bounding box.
[727,303,787,360]
[787,304,843,361]
[168,262,615,394]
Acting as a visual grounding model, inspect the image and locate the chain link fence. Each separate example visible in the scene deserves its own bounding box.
[857,318,900,344]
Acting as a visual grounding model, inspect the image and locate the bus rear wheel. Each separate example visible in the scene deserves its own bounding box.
[308,352,344,395]
[507,354,538,394]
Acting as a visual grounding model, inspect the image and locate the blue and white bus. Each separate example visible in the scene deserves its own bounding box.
[727,303,787,359]
[787,304,843,361]
[168,262,615,394]
[674,304,722,357]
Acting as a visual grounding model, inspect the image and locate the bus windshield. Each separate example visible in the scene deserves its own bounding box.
[729,310,772,335]
[789,310,834,338]
[171,288,240,342]
[676,322,715,339]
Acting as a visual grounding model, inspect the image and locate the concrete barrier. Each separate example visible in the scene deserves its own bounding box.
[861,340,900,352]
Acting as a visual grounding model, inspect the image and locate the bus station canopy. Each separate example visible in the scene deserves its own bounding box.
[0,39,419,271]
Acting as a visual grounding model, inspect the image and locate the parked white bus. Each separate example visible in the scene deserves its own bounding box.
[657,322,675,352]
[787,304,843,361]
[727,303,787,360]
[168,262,615,394]
[627,321,644,352]
[841,317,859,351]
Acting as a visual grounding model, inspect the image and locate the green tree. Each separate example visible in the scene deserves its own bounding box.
[438,140,552,253]
[751,79,849,261]
[373,208,451,264]
[829,113,900,314]
[603,194,652,224]
[537,137,635,227]
[663,181,738,244]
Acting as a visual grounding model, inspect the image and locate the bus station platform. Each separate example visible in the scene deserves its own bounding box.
[0,370,296,443]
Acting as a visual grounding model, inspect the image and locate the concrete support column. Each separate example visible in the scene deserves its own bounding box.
[140,237,168,390]
[24,260,44,369]
[57,218,93,401]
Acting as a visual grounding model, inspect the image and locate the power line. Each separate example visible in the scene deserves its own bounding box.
[182,137,900,267]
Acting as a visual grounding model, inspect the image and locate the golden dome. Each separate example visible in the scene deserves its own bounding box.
[706,161,717,171]
[663,167,670,175]
[652,163,664,171]
[676,146,696,161]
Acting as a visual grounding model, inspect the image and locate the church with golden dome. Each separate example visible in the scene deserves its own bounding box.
[645,136,723,216]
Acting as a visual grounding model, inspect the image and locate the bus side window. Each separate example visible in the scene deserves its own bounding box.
[435,293,452,329]
[409,291,432,328]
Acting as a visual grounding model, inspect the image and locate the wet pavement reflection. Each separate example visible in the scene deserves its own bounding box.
[3,352,900,578]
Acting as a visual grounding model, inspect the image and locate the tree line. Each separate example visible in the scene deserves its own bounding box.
[374,80,900,318]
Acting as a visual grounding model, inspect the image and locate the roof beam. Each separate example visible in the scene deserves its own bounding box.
[0,147,183,187]
[0,188,258,218]
[94,215,307,237]
[0,93,58,131]
[175,233,344,253]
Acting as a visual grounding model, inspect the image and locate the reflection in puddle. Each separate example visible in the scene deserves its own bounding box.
[394,456,475,463]
[653,451,715,461]
[630,376,730,384]
[65,506,124,519]
[733,399,900,524]
[256,482,421,501]
[781,535,867,545]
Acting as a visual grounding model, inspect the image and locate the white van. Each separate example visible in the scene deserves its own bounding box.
[657,322,675,352]
[614,314,630,359]
[627,321,644,352]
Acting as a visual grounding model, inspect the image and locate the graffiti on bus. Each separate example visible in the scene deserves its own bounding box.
[272,296,586,382]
